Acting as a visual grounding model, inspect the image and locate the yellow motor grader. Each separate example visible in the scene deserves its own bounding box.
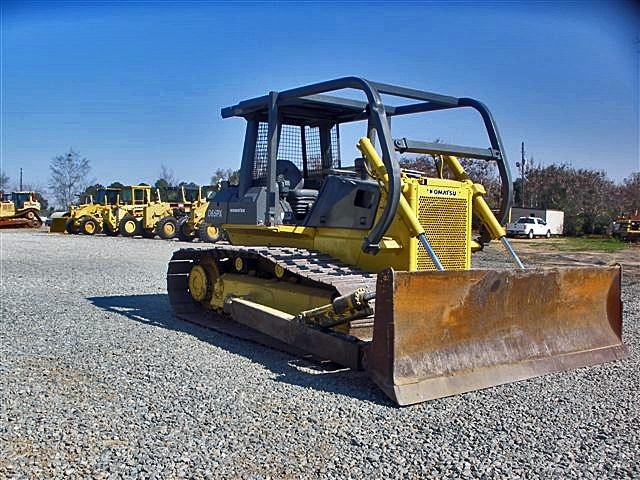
[60,187,121,235]
[154,185,203,240]
[159,185,196,216]
[102,185,175,238]
[173,185,223,242]
[167,78,627,406]
[0,191,42,228]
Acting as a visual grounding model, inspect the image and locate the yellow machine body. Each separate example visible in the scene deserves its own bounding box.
[174,146,626,406]
[101,185,173,237]
[224,176,473,273]
[175,186,222,242]
[0,199,17,218]
[0,191,42,229]
[167,78,627,406]
[50,188,122,234]
[612,214,640,242]
[65,203,104,234]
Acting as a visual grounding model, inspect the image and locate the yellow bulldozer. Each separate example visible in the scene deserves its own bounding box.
[102,185,174,238]
[174,185,223,242]
[167,78,627,406]
[0,191,42,228]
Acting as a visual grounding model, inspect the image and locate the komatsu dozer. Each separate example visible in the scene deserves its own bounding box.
[167,77,627,406]
[0,191,42,228]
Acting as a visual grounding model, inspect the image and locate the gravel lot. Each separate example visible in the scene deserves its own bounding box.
[1,229,638,479]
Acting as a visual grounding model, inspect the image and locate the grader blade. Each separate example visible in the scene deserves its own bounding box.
[367,266,627,406]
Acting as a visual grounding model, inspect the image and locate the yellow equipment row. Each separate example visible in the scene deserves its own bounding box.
[49,184,223,243]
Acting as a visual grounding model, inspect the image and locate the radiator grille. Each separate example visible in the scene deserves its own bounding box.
[417,195,469,270]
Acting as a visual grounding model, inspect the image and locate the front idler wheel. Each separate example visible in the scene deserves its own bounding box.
[188,257,221,307]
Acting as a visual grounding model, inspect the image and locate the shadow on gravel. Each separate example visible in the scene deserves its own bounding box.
[88,294,392,406]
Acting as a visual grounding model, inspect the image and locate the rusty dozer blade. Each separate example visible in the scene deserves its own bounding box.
[367,266,627,406]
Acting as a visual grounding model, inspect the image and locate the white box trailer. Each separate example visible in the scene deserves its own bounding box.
[509,208,564,235]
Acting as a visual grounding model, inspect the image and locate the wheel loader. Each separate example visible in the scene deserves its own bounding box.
[61,187,121,235]
[0,191,42,228]
[174,185,224,242]
[102,185,175,238]
[167,77,627,406]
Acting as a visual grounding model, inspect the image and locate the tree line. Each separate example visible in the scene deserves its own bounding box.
[1,149,239,215]
[518,166,639,235]
[400,154,639,236]
[4,148,638,236]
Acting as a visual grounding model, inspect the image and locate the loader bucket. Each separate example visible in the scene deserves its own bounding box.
[367,266,627,406]
[49,217,69,233]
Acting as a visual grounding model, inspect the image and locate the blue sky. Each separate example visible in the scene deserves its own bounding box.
[1,0,638,195]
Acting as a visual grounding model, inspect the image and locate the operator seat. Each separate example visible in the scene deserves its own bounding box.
[276,160,319,221]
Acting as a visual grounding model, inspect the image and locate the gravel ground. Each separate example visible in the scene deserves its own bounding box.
[1,229,638,479]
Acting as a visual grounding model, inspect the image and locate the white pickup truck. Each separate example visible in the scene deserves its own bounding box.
[506,216,552,239]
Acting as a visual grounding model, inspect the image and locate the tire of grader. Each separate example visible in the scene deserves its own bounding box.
[65,218,78,234]
[119,215,141,237]
[176,216,195,242]
[157,216,178,240]
[80,216,100,235]
[197,222,222,243]
[103,223,119,236]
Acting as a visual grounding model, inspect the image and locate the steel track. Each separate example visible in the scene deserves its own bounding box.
[166,245,378,350]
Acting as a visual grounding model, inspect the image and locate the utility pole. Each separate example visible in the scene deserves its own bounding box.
[516,142,527,207]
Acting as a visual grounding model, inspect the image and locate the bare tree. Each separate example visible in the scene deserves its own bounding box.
[0,170,9,191]
[157,164,178,188]
[49,149,91,209]
[211,168,239,186]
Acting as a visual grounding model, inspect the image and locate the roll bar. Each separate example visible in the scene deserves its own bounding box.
[222,76,513,254]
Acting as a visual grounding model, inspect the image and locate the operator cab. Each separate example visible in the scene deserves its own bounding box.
[10,192,37,209]
[209,77,512,254]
